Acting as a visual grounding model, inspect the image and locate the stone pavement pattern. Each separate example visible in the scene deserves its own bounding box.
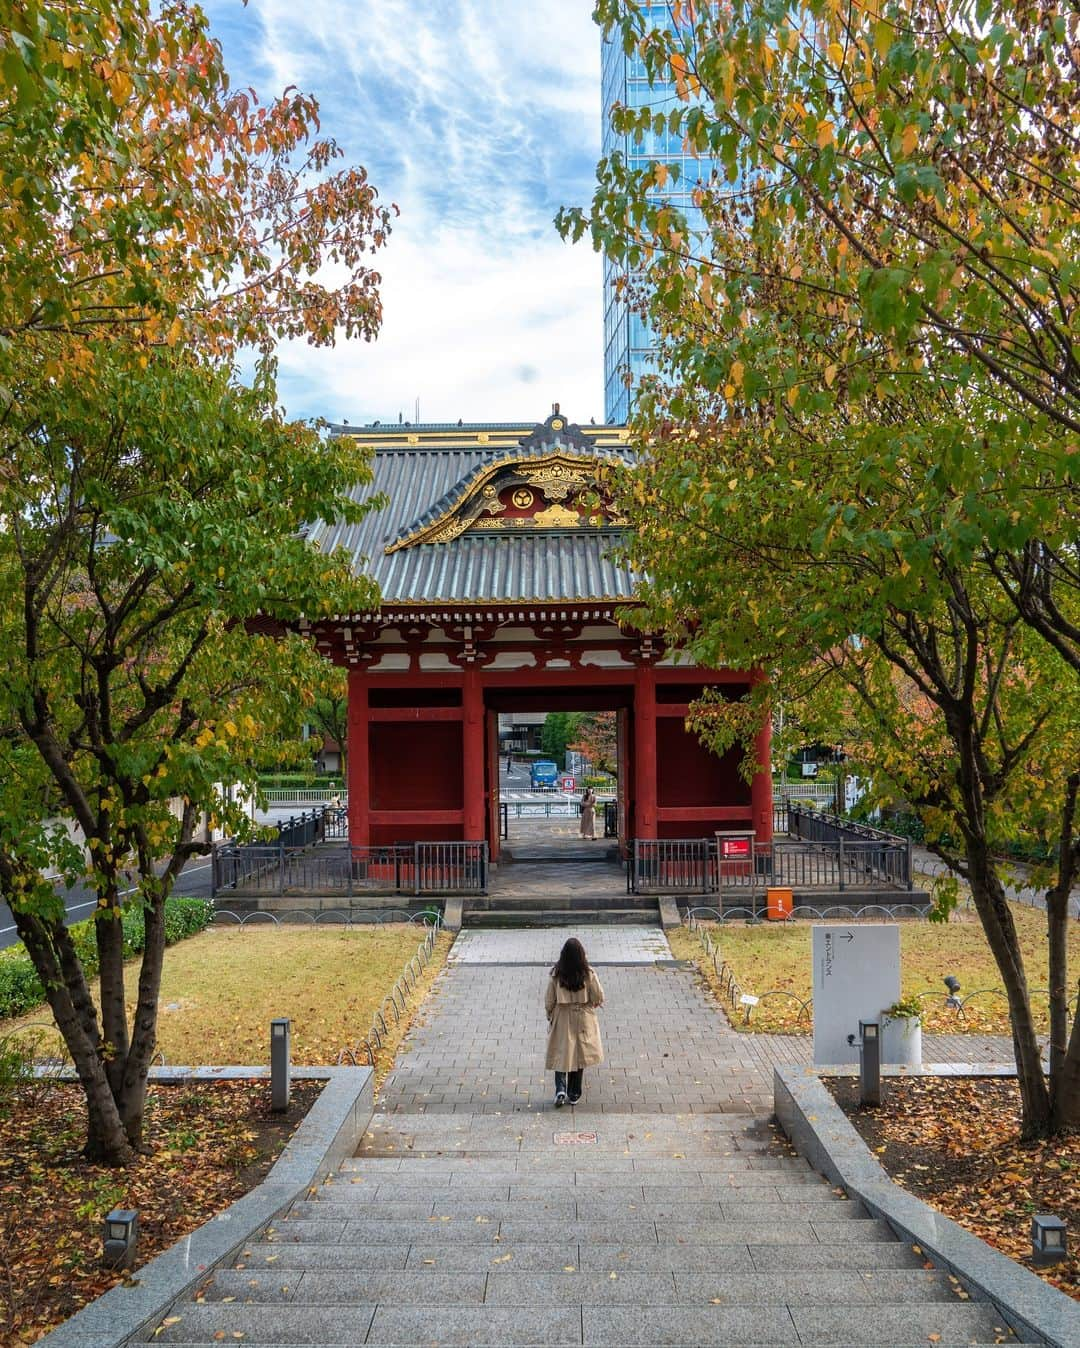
[152,926,1031,1345]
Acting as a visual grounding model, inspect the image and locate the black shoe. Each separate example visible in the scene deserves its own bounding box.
[567,1095,581,1105]
[555,1090,567,1108]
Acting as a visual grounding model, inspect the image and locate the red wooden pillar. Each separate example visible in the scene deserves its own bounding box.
[462,666,485,841]
[633,663,657,838]
[751,714,773,844]
[486,706,501,861]
[347,669,370,847]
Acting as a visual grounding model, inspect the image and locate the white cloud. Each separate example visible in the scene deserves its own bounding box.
[204,0,606,424]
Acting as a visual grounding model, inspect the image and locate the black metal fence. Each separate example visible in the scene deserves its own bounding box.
[629,839,715,895]
[212,840,488,898]
[628,822,913,896]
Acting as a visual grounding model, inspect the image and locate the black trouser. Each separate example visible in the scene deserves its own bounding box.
[555,1069,583,1099]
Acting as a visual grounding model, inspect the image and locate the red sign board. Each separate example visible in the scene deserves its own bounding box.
[720,837,752,859]
[561,775,576,792]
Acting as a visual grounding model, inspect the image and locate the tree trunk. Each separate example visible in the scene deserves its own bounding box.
[1051,998,1080,1131]
[12,909,134,1165]
[1047,776,1080,1130]
[96,878,131,1101]
[966,845,1052,1134]
[118,889,168,1150]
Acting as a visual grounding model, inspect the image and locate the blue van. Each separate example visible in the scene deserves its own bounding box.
[529,759,559,788]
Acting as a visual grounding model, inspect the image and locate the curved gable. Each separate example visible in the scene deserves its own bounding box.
[385,412,630,555]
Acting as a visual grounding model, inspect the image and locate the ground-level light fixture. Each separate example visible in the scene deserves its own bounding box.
[103,1208,138,1269]
[1031,1214,1067,1264]
[271,1016,291,1113]
[847,1020,881,1107]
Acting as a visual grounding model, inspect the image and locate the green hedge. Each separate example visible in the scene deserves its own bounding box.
[257,773,344,791]
[0,896,214,1022]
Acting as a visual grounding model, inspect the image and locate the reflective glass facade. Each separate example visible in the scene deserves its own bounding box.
[601,6,721,424]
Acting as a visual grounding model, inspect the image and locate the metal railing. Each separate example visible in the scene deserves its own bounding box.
[276,809,328,849]
[773,781,837,804]
[787,806,913,890]
[788,804,910,848]
[498,796,619,839]
[629,839,716,895]
[211,840,488,898]
[260,787,348,805]
[627,828,913,896]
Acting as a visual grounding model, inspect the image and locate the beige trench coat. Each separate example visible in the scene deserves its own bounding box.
[544,970,605,1071]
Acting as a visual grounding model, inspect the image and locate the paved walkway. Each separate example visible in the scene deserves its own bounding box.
[485,859,628,900]
[154,927,1030,1345]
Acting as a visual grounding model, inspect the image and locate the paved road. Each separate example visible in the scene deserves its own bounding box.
[913,845,1080,918]
[0,804,305,951]
[0,853,218,951]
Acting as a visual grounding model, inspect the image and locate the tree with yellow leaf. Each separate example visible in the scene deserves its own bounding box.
[0,0,391,1164]
[558,0,1080,1135]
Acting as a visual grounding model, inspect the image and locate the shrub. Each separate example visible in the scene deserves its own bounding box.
[0,897,214,1022]
[257,772,343,791]
[0,954,43,1021]
[0,1031,37,1115]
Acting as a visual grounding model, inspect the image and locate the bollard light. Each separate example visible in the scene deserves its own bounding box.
[1031,1214,1067,1264]
[103,1209,138,1269]
[271,1016,291,1113]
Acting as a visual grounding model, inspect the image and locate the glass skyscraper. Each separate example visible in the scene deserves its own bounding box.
[601,6,721,424]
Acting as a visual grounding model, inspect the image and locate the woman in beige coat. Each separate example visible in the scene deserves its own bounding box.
[545,937,604,1107]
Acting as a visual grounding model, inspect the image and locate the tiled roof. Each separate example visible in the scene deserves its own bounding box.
[307,416,638,607]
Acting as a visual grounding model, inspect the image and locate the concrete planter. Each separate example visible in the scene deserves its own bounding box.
[881,1012,923,1066]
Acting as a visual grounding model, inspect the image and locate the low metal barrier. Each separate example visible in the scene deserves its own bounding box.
[499,799,581,836]
[336,916,444,1068]
[211,840,488,898]
[260,787,348,805]
[774,781,837,804]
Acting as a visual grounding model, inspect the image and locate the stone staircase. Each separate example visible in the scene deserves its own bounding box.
[146,1112,1028,1345]
[466,858,653,927]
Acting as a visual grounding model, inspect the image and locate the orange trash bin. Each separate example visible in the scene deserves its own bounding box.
[766,887,793,920]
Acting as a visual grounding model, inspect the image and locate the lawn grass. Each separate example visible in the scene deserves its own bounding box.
[3,925,452,1082]
[666,902,1075,1035]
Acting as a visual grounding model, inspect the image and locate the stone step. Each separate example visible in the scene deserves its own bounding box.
[286,1196,868,1222]
[237,1238,928,1274]
[321,1179,837,1202]
[147,1299,1021,1343]
[464,891,644,910]
[199,1265,964,1307]
[352,1142,791,1160]
[462,908,658,926]
[265,1215,902,1246]
[338,1155,815,1175]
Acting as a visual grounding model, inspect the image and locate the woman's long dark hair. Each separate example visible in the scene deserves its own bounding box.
[551,937,589,992]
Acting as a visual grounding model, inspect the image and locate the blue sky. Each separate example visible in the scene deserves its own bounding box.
[202,0,605,426]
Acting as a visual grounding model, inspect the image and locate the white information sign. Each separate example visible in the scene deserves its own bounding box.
[812,924,900,1066]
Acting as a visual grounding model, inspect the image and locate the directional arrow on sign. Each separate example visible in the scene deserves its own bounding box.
[842,931,855,942]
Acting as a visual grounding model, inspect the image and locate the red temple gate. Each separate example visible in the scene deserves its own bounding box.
[300,409,771,861]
